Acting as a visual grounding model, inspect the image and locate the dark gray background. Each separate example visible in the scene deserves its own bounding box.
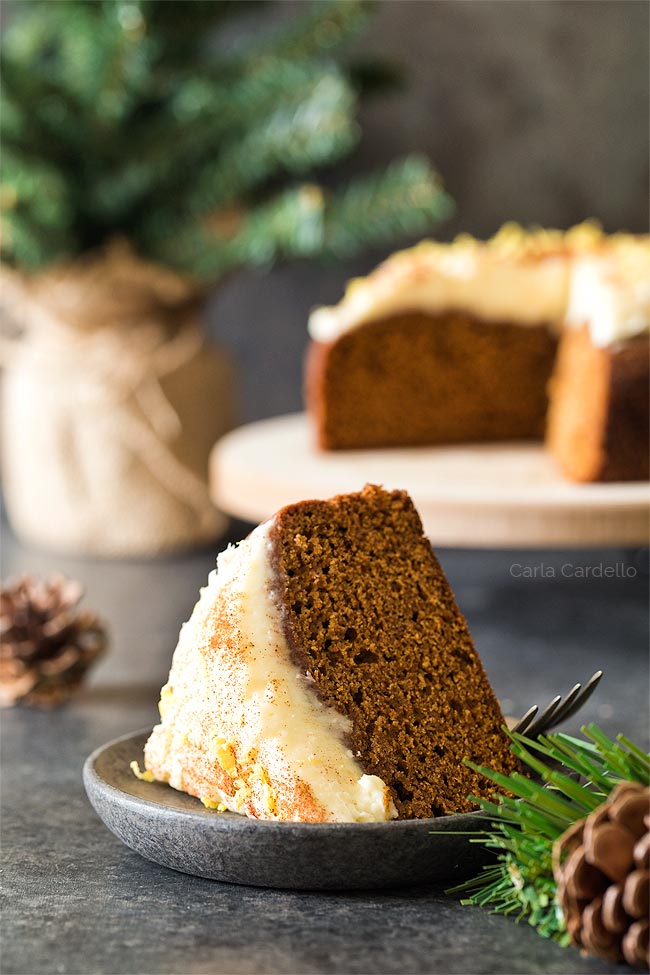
[210,0,650,423]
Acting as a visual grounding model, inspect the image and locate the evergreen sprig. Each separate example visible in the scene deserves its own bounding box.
[0,0,453,278]
[449,725,650,944]
[153,155,453,278]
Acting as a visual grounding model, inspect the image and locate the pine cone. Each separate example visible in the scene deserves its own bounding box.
[553,782,650,969]
[0,575,107,708]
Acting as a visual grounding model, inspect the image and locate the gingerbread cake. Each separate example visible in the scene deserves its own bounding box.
[306,224,601,450]
[305,224,649,482]
[143,485,517,822]
[547,239,650,482]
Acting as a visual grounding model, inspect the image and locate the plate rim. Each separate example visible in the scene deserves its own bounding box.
[83,728,487,833]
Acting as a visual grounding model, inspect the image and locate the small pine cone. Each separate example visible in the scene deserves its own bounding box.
[553,782,650,970]
[0,575,107,708]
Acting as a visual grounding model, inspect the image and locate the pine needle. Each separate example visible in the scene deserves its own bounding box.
[0,0,451,274]
[448,724,649,944]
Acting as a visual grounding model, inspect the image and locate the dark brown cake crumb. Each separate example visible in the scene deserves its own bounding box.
[305,311,557,450]
[269,484,518,818]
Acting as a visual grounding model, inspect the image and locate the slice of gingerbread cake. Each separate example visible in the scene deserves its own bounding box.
[546,238,650,482]
[144,485,517,822]
[306,223,603,450]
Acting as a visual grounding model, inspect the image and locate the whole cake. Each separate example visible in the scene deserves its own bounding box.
[143,485,517,822]
[547,238,650,482]
[305,223,649,483]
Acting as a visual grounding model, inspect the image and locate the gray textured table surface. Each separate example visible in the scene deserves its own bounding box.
[1,517,647,975]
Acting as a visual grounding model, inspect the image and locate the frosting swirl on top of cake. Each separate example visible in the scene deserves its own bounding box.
[308,222,614,343]
[566,237,650,347]
[144,521,397,822]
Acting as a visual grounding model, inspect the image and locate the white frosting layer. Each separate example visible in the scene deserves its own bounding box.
[309,243,571,343]
[146,522,397,823]
[566,246,650,347]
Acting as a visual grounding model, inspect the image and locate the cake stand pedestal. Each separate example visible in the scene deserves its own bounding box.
[210,413,649,548]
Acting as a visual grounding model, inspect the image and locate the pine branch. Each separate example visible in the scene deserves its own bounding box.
[0,87,26,144]
[183,70,358,213]
[0,0,453,275]
[0,54,85,159]
[0,209,76,270]
[4,3,128,113]
[169,58,339,134]
[321,155,455,258]
[1,149,72,229]
[0,148,76,266]
[149,156,453,279]
[146,184,325,278]
[448,725,650,945]
[254,0,371,61]
[94,59,349,221]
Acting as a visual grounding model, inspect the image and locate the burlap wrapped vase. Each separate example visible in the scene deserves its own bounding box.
[0,243,233,556]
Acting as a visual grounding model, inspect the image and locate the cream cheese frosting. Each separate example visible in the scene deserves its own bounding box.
[144,521,397,823]
[565,239,650,347]
[308,222,612,343]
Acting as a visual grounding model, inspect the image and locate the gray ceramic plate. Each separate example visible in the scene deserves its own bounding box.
[83,730,490,890]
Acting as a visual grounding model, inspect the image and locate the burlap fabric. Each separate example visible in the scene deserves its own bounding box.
[0,243,233,555]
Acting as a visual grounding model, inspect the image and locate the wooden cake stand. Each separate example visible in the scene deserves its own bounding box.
[210,413,649,548]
